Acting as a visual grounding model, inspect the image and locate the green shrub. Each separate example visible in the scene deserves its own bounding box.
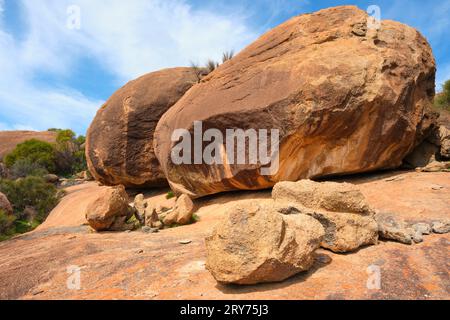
[9,159,48,179]
[5,129,88,177]
[52,129,87,176]
[0,176,60,222]
[166,191,175,199]
[0,209,15,237]
[4,139,56,173]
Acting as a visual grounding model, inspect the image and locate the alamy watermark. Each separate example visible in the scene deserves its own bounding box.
[66,5,81,30]
[67,265,81,290]
[171,121,280,176]
[367,5,381,30]
[366,265,381,290]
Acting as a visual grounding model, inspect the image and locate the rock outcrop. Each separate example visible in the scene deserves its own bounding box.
[85,185,133,231]
[154,5,436,198]
[86,68,199,188]
[205,201,325,285]
[273,180,378,253]
[0,131,57,160]
[0,192,13,215]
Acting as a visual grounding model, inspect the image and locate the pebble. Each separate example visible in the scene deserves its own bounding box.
[179,240,192,245]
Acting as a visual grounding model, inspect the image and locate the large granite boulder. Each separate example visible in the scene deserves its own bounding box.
[86,68,199,188]
[205,201,325,285]
[154,6,436,198]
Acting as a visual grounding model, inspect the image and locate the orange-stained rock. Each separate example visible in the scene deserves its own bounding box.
[85,185,132,231]
[86,68,199,188]
[154,6,437,198]
[205,201,325,285]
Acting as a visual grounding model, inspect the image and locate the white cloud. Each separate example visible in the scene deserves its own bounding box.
[0,0,258,134]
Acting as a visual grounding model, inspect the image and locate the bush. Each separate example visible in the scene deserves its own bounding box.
[4,139,56,173]
[5,129,88,177]
[53,129,87,176]
[166,191,175,199]
[9,159,48,179]
[0,176,61,222]
[0,209,15,237]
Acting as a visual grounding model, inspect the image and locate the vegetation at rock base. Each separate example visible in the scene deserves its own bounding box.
[166,191,175,199]
[4,129,87,178]
[434,79,450,111]
[0,176,63,240]
[0,128,83,241]
[0,209,16,241]
[52,129,87,176]
[4,139,56,173]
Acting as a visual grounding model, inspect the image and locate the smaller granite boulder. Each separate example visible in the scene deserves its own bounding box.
[163,195,195,226]
[85,185,133,231]
[273,180,378,252]
[273,180,373,215]
[205,201,325,285]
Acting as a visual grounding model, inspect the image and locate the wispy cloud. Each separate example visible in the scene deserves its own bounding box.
[0,0,258,134]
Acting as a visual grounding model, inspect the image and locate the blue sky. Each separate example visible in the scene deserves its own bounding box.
[0,0,449,135]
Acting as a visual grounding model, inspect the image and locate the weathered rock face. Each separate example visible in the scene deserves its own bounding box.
[440,126,450,159]
[0,192,13,215]
[205,201,325,285]
[154,6,436,198]
[273,180,378,253]
[86,68,199,188]
[85,185,132,231]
